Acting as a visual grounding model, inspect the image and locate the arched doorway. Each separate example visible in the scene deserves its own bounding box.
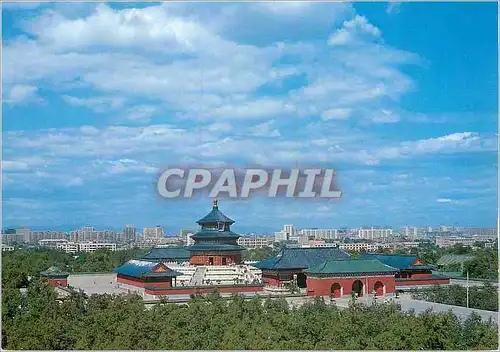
[330,283,342,298]
[374,281,384,296]
[296,273,307,288]
[352,280,363,297]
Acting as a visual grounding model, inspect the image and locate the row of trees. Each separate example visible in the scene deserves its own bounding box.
[411,283,498,312]
[372,242,498,281]
[2,248,147,289]
[2,279,498,350]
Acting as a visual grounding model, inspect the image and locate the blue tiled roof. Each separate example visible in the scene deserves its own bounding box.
[359,254,431,270]
[188,243,244,252]
[192,230,240,240]
[114,260,182,278]
[197,205,235,225]
[141,247,191,262]
[254,247,351,270]
[306,259,398,275]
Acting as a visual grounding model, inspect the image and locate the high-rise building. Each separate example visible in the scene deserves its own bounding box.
[274,224,295,242]
[124,225,137,242]
[356,227,392,241]
[298,228,339,240]
[143,226,164,240]
[16,227,30,243]
[180,229,196,246]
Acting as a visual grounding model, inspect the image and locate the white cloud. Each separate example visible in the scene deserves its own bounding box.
[4,85,40,105]
[248,120,281,138]
[386,2,402,15]
[371,109,400,123]
[328,15,381,46]
[321,108,352,121]
[127,105,158,122]
[437,198,459,204]
[62,95,125,112]
[206,122,232,133]
[2,160,29,171]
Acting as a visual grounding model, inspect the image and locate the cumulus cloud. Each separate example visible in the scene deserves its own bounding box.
[62,95,125,112]
[248,120,281,137]
[4,85,40,105]
[321,108,352,121]
[328,15,381,46]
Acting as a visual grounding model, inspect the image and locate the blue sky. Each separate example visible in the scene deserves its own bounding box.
[2,2,498,233]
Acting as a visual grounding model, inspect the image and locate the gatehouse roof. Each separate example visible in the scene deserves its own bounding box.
[306,259,398,275]
[40,266,70,278]
[141,247,191,262]
[359,254,433,270]
[254,247,351,270]
[114,260,182,278]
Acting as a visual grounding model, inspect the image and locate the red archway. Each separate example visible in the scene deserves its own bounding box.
[330,283,342,298]
[374,281,384,296]
[352,280,363,297]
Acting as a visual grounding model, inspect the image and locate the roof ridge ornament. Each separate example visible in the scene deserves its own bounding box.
[213,198,218,208]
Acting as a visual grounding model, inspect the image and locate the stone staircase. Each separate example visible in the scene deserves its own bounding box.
[189,267,207,286]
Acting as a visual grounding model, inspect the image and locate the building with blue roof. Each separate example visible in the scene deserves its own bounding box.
[189,199,245,266]
[114,260,183,288]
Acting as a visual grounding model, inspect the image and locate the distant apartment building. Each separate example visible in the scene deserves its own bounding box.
[435,236,479,248]
[143,226,164,240]
[1,230,24,245]
[339,242,391,252]
[180,229,196,246]
[69,227,120,243]
[400,226,418,239]
[39,238,69,249]
[460,228,497,237]
[237,236,274,248]
[16,227,31,243]
[56,242,79,254]
[56,241,117,253]
[124,225,137,242]
[274,224,295,242]
[28,230,67,243]
[301,240,339,248]
[356,227,392,241]
[2,244,14,252]
[298,228,339,240]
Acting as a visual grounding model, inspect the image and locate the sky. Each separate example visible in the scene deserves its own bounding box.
[2,2,498,233]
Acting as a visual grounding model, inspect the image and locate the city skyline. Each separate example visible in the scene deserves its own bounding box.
[2,2,497,231]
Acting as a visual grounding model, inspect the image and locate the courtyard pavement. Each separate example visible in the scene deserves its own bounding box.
[327,295,497,323]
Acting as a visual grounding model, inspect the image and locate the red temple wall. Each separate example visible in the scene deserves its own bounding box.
[145,285,263,296]
[306,276,396,297]
[409,272,433,278]
[190,254,240,266]
[48,278,68,287]
[263,277,282,287]
[117,275,172,288]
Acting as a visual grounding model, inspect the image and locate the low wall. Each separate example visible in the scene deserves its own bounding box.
[145,284,264,296]
[396,278,450,287]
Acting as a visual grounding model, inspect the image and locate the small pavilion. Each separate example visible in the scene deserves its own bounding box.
[40,266,70,287]
[114,260,183,288]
